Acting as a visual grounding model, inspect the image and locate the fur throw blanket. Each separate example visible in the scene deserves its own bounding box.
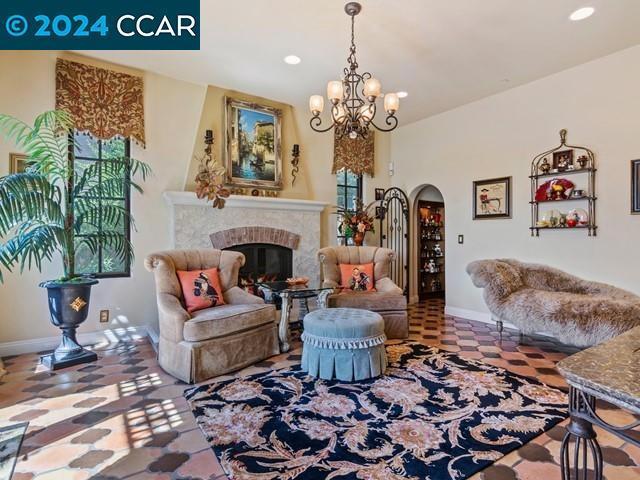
[467,259,640,347]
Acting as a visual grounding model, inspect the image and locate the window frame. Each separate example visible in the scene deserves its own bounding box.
[71,132,132,279]
[336,168,363,245]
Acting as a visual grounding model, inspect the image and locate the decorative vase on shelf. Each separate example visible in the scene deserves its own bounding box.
[353,232,365,246]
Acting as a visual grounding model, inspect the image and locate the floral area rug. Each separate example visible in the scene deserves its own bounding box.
[185,343,567,480]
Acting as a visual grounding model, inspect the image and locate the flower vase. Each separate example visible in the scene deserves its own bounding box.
[353,232,365,246]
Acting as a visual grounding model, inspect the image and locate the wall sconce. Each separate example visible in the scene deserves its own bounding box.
[204,129,214,159]
[291,144,300,186]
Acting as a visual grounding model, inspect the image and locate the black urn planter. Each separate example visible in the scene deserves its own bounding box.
[39,278,99,370]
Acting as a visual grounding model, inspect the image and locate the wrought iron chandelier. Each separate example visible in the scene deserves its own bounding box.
[309,2,400,140]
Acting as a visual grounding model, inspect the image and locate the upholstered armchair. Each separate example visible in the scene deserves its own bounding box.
[318,246,408,339]
[145,249,278,383]
[467,259,640,346]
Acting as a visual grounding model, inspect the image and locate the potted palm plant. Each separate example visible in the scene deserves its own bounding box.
[0,110,150,369]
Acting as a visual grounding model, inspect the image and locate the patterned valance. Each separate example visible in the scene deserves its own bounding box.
[56,58,145,146]
[332,130,375,177]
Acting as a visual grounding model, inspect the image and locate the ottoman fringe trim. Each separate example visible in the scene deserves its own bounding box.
[301,332,387,350]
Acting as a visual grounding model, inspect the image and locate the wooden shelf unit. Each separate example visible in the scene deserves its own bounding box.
[418,201,445,300]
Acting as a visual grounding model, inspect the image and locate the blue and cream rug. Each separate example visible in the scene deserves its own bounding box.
[185,343,567,480]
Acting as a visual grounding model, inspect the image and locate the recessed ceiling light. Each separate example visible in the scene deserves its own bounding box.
[397,91,408,98]
[569,7,595,21]
[284,55,301,65]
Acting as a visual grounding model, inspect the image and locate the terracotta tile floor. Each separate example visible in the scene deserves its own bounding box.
[1,299,638,479]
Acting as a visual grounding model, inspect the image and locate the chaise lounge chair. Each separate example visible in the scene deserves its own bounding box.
[467,259,640,347]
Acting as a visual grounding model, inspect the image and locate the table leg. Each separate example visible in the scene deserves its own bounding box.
[278,291,292,353]
[299,298,309,331]
[560,387,603,480]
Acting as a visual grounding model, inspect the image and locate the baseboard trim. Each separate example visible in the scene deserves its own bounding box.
[0,326,152,358]
[444,305,518,330]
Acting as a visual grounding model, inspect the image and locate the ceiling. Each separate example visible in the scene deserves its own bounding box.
[80,0,640,125]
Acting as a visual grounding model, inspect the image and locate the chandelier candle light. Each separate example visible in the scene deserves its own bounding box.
[309,2,400,139]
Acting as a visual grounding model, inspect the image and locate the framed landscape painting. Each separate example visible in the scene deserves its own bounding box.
[224,97,282,189]
[473,176,512,219]
[632,160,640,214]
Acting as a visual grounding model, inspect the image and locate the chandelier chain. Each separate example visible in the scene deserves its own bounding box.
[347,14,358,71]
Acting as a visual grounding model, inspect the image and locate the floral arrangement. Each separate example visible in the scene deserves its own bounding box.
[194,159,230,209]
[337,198,376,240]
[194,131,230,209]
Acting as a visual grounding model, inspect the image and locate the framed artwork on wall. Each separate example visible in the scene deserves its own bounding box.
[224,96,283,189]
[473,176,512,220]
[552,149,574,171]
[9,153,28,174]
[632,160,640,214]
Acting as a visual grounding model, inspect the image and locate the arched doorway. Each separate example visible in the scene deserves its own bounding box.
[409,185,445,303]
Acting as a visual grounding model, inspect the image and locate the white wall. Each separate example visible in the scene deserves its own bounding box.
[391,45,640,316]
[418,185,444,202]
[0,51,207,344]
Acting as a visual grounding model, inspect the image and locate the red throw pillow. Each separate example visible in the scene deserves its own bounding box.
[176,268,226,313]
[339,263,375,292]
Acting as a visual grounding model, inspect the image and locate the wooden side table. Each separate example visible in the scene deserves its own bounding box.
[557,326,640,480]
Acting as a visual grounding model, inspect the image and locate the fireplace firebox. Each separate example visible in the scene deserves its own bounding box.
[225,243,293,292]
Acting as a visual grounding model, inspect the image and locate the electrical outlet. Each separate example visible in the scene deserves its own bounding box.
[458,235,464,244]
[99,310,109,323]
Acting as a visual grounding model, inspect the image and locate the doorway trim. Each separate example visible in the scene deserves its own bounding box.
[408,184,446,304]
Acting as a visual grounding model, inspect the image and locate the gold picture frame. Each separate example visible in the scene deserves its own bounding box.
[224,97,283,190]
[9,153,28,174]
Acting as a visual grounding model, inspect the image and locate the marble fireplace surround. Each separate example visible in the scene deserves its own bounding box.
[163,192,329,283]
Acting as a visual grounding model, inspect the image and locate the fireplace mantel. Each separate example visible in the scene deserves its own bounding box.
[164,191,329,283]
[163,191,328,213]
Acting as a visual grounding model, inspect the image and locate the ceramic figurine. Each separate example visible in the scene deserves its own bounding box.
[427,259,437,273]
[557,156,569,172]
[434,244,443,257]
[559,213,567,227]
[539,158,551,174]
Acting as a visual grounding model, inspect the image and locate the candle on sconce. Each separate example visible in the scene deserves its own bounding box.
[291,144,301,186]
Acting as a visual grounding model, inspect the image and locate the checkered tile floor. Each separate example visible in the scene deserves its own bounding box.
[0,299,638,479]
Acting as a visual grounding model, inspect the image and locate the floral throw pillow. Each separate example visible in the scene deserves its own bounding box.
[177,268,226,313]
[339,263,375,292]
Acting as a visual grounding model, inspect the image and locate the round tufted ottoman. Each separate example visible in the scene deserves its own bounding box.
[301,308,387,381]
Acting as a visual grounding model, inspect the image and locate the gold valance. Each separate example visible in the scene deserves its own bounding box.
[332,130,375,177]
[56,59,145,146]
